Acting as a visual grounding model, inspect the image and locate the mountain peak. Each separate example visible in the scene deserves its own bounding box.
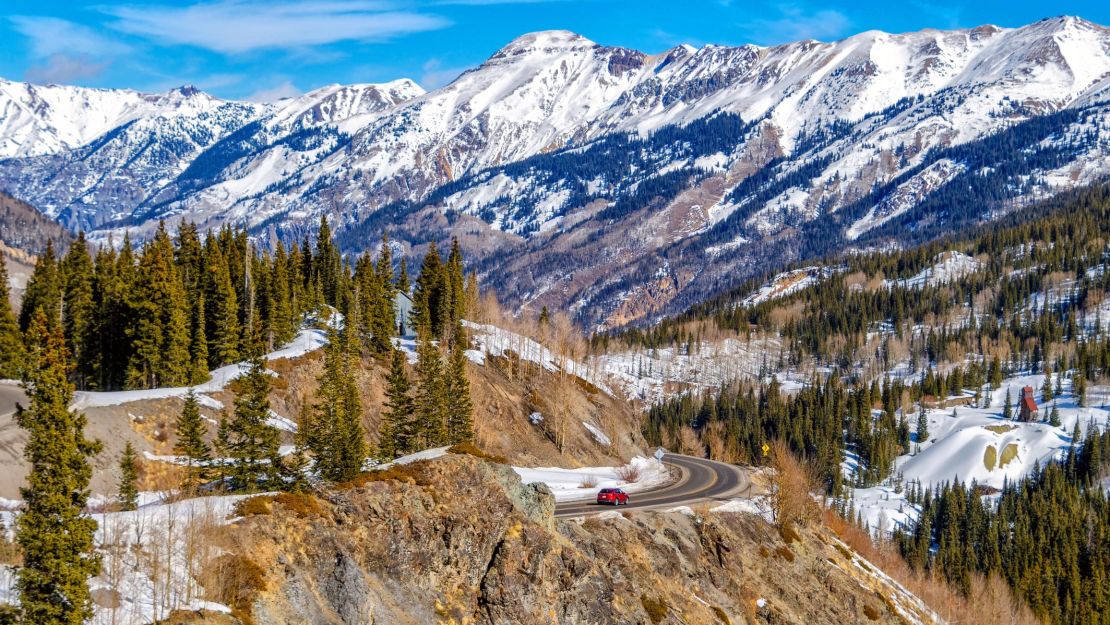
[491,30,596,59]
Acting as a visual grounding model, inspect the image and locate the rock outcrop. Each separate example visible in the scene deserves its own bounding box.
[200,454,938,625]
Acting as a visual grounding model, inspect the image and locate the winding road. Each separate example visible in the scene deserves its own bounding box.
[553,453,751,518]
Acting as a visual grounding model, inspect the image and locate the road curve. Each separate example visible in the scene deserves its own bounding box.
[554,454,750,518]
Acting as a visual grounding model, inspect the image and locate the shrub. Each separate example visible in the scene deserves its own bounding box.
[779,522,801,545]
[447,442,508,464]
[615,463,642,483]
[769,440,819,528]
[579,475,599,489]
[208,554,266,625]
[775,545,795,562]
[270,492,321,517]
[640,595,669,624]
[863,604,880,620]
[711,605,731,624]
[758,546,771,558]
[337,462,428,489]
[234,496,272,517]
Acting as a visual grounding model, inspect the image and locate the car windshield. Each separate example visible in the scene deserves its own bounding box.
[599,489,612,493]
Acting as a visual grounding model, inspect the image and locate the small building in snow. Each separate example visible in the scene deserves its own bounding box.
[393,291,415,338]
[1019,386,1039,422]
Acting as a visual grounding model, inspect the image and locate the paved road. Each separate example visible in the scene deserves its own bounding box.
[554,454,750,518]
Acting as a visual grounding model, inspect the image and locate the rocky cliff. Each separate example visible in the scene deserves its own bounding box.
[179,454,938,625]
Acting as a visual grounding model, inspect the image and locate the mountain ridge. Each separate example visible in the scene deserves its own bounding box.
[1,16,1109,327]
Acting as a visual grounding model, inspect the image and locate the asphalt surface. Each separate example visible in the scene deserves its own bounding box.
[553,453,751,518]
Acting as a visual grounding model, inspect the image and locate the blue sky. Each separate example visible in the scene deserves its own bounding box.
[1,1,1106,101]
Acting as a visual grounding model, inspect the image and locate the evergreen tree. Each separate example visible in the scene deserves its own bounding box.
[306,329,367,481]
[1074,372,1087,407]
[1042,365,1054,402]
[0,258,24,378]
[220,359,281,490]
[413,321,447,447]
[916,407,929,445]
[396,260,410,294]
[1049,402,1061,427]
[412,243,445,336]
[1003,388,1013,420]
[379,349,414,458]
[188,293,210,385]
[117,441,139,512]
[174,390,211,491]
[126,223,191,389]
[61,234,95,388]
[15,309,102,625]
[445,333,473,444]
[270,240,297,347]
[19,240,62,331]
[202,236,241,367]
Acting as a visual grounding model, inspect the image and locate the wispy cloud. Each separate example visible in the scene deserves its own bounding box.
[739,6,852,44]
[419,58,470,90]
[10,16,131,83]
[245,79,303,102]
[10,16,131,58]
[104,1,451,54]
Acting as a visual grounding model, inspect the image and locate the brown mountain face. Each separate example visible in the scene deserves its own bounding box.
[0,191,71,256]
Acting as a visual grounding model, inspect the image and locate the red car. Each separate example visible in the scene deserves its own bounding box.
[597,488,629,506]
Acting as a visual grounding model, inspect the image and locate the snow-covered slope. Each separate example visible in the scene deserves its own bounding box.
[1,17,1109,326]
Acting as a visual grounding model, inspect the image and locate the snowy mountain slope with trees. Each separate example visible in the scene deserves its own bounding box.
[2,18,1110,327]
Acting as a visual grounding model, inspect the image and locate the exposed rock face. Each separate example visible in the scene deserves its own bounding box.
[212,455,937,625]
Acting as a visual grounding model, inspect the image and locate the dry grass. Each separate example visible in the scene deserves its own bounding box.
[578,475,599,489]
[234,493,322,519]
[446,442,508,464]
[337,462,429,489]
[615,463,642,483]
[206,554,266,625]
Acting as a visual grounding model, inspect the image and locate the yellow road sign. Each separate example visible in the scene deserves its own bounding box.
[761,443,770,457]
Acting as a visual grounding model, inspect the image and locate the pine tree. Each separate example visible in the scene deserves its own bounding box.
[202,236,241,367]
[126,223,191,389]
[270,240,297,347]
[15,309,102,625]
[1049,402,1061,427]
[1042,365,1054,402]
[19,240,62,331]
[305,329,367,481]
[0,258,24,378]
[916,406,929,445]
[1074,372,1087,407]
[118,441,139,511]
[61,233,95,389]
[1003,388,1013,420]
[413,321,446,448]
[445,331,473,444]
[379,349,414,458]
[413,243,445,336]
[221,358,281,490]
[175,390,211,491]
[189,292,210,385]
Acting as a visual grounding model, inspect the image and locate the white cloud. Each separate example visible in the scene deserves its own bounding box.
[245,79,303,102]
[740,7,852,44]
[419,58,470,90]
[25,54,110,84]
[10,16,130,58]
[104,1,450,54]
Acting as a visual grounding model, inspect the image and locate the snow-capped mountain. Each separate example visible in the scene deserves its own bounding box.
[1,17,1109,327]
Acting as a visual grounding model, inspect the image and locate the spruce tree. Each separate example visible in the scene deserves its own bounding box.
[0,258,24,379]
[380,349,414,458]
[413,321,447,448]
[126,223,191,388]
[118,441,139,511]
[174,390,211,491]
[19,240,62,331]
[445,332,473,444]
[189,293,210,384]
[306,329,366,481]
[1003,388,1013,420]
[221,359,281,490]
[1049,402,1061,427]
[916,407,929,445]
[202,236,241,367]
[270,240,297,347]
[1042,365,1054,402]
[1075,372,1087,407]
[61,233,95,388]
[15,309,102,625]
